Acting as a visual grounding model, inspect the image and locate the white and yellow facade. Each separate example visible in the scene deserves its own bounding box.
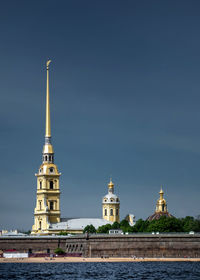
[102,179,120,223]
[32,60,61,234]
[31,61,122,235]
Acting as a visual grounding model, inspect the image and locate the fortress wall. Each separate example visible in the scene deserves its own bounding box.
[0,234,200,258]
[65,234,200,258]
[0,237,67,254]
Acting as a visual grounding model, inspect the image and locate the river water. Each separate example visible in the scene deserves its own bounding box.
[0,262,200,280]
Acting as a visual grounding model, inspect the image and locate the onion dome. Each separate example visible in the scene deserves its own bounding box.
[147,186,174,221]
[102,179,120,204]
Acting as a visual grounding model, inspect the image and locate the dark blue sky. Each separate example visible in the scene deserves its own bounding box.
[1,0,200,230]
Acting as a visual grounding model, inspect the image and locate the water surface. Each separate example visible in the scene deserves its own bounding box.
[0,262,200,280]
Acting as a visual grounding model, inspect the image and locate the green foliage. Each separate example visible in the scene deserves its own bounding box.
[58,231,68,235]
[132,219,150,233]
[120,219,133,233]
[111,222,120,229]
[24,230,31,235]
[97,224,112,233]
[181,216,200,232]
[96,216,200,234]
[120,219,129,228]
[146,216,183,233]
[54,248,65,255]
[83,224,96,234]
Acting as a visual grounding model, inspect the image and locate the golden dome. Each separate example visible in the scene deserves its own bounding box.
[43,143,54,154]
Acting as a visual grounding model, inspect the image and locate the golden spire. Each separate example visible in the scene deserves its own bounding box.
[45,60,51,138]
[159,185,164,199]
[108,177,114,190]
[43,60,54,155]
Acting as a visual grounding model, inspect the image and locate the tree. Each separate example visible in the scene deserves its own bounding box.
[132,219,149,233]
[147,216,183,233]
[97,224,112,233]
[120,219,133,233]
[54,248,65,255]
[181,216,200,232]
[111,222,120,229]
[83,224,96,234]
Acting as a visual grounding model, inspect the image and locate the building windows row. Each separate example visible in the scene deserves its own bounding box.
[39,167,55,174]
[104,198,119,203]
[66,244,83,252]
[43,155,54,163]
[38,200,57,211]
[39,180,57,190]
[104,208,119,216]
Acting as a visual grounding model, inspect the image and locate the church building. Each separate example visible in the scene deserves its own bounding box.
[102,179,120,223]
[147,186,174,221]
[31,61,120,235]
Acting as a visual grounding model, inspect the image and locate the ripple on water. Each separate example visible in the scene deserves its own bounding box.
[0,262,200,280]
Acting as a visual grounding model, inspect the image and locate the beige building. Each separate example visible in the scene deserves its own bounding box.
[31,61,117,235]
[102,179,120,223]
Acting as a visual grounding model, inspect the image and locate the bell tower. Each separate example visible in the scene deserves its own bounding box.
[32,60,61,234]
[102,179,120,223]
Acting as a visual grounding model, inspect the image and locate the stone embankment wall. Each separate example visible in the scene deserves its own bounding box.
[66,234,200,258]
[0,234,200,258]
[0,236,67,254]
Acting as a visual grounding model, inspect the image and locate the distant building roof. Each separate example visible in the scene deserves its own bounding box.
[49,218,112,231]
[0,230,27,237]
[147,211,174,221]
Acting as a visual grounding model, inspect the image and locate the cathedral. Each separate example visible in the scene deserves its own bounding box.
[31,61,120,235]
[31,61,173,235]
[147,186,173,221]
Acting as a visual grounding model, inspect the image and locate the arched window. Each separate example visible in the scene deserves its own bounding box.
[105,209,107,216]
[39,201,42,210]
[50,201,54,210]
[110,209,113,216]
[162,204,165,211]
[40,181,42,189]
[116,208,119,216]
[39,221,42,230]
[50,181,54,189]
